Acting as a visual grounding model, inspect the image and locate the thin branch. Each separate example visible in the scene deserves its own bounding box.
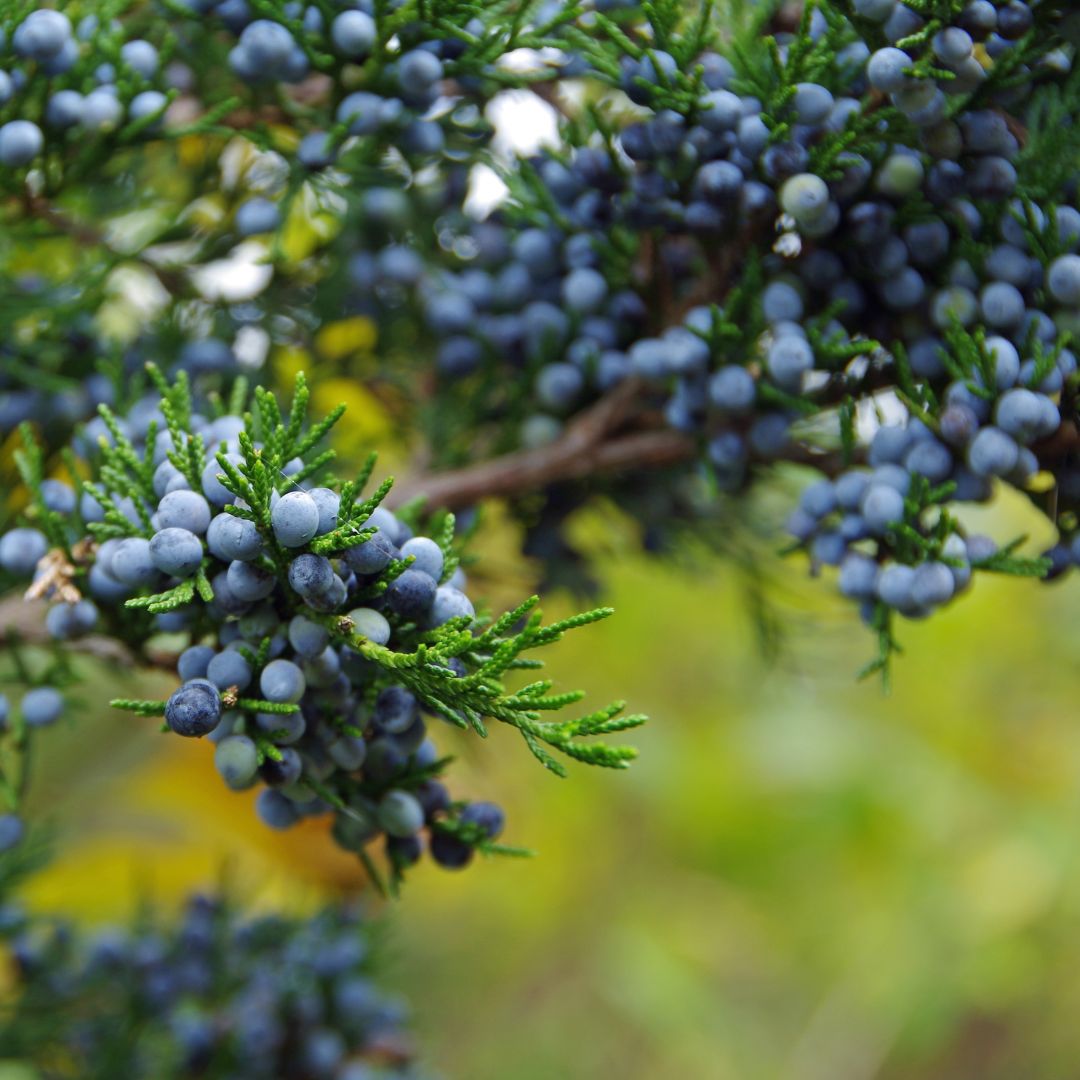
[392,427,696,510]
[391,377,697,509]
[0,595,177,671]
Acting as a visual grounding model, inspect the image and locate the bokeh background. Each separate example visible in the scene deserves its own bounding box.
[6,470,1080,1080]
[3,1,1078,1070]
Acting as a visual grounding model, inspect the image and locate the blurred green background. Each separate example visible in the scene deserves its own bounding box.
[9,479,1080,1080]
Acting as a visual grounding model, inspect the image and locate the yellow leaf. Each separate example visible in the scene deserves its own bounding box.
[313,377,391,446]
[274,345,311,388]
[177,134,210,169]
[314,317,378,360]
[280,204,321,263]
[19,741,362,925]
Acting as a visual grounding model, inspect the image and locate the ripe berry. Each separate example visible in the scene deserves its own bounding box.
[21,687,64,728]
[271,491,320,548]
[165,680,221,738]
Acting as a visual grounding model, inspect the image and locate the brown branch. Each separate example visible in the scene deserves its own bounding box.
[0,594,179,671]
[389,378,696,510]
[391,427,696,510]
[1033,420,1080,464]
[0,594,134,666]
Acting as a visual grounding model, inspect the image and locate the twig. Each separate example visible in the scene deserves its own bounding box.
[390,377,697,509]
[0,594,178,671]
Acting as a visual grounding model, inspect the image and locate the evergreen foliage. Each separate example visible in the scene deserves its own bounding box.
[0,0,1078,1074]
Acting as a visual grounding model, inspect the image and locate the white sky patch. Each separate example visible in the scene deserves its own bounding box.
[234,324,270,370]
[191,241,273,301]
[464,90,563,216]
[488,89,560,157]
[466,164,510,217]
[857,389,908,441]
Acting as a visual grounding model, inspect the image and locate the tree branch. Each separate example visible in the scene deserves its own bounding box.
[0,594,179,672]
[390,378,697,510]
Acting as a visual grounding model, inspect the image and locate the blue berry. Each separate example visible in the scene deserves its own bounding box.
[149,528,204,577]
[45,89,84,128]
[158,490,212,535]
[13,10,71,60]
[967,426,1019,476]
[287,552,334,600]
[373,686,418,735]
[40,480,75,514]
[347,607,391,646]
[1048,255,1080,306]
[385,568,437,620]
[860,484,906,534]
[165,680,221,737]
[766,335,814,390]
[397,49,444,96]
[308,488,340,536]
[911,562,955,607]
[331,10,376,57]
[297,130,337,169]
[288,615,329,658]
[430,831,473,869]
[201,455,242,506]
[336,91,385,135]
[271,491,319,548]
[238,19,294,69]
[0,121,43,167]
[226,560,275,602]
[561,267,608,313]
[129,90,168,127]
[111,538,159,586]
[839,553,880,599]
[460,801,505,839]
[377,790,424,837]
[876,563,917,610]
[259,746,302,787]
[256,709,306,746]
[81,88,124,131]
[120,39,158,78]
[21,687,64,728]
[0,528,48,576]
[215,735,259,790]
[256,788,300,830]
[259,659,305,703]
[428,586,474,627]
[207,650,253,692]
[0,814,24,853]
[178,645,215,681]
[45,600,98,640]
[400,537,443,581]
[235,197,281,236]
[206,513,262,562]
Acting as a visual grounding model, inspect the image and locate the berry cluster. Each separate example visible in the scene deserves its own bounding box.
[369,205,649,450]
[0,894,427,1079]
[0,8,168,167]
[0,2,479,170]
[0,371,642,887]
[317,0,1079,664]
